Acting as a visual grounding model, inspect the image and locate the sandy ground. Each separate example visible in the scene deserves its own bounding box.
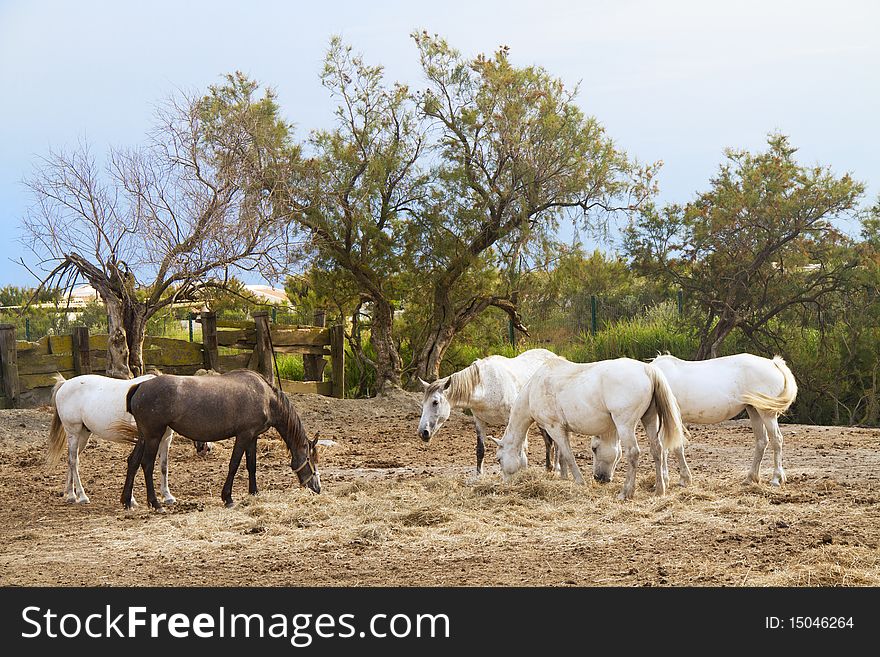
[1,389,878,587]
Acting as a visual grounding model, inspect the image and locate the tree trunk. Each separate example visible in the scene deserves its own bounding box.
[414,323,457,383]
[104,298,132,379]
[370,297,402,394]
[695,314,737,360]
[123,306,148,377]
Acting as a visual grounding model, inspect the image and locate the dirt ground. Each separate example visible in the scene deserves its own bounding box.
[1,389,878,587]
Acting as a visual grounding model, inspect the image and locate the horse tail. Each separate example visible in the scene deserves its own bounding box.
[125,382,142,415]
[103,382,146,444]
[107,420,140,444]
[740,356,798,415]
[46,379,68,466]
[646,364,687,451]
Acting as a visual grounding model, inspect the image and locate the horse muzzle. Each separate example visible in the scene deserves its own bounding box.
[418,428,431,443]
[594,473,611,484]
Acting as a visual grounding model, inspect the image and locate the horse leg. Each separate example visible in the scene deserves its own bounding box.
[66,429,91,504]
[763,413,786,487]
[245,437,258,496]
[745,406,769,484]
[641,409,667,495]
[474,418,487,475]
[140,436,163,511]
[63,430,77,502]
[547,425,583,484]
[539,427,558,473]
[121,439,146,510]
[221,435,248,508]
[157,429,176,505]
[617,423,641,501]
[673,443,692,487]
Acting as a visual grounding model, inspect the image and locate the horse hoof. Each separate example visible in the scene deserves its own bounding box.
[76,497,90,504]
[163,496,177,505]
[224,500,235,508]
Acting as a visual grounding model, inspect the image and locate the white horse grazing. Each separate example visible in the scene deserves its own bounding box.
[493,357,688,500]
[645,353,797,487]
[418,348,562,474]
[47,374,176,505]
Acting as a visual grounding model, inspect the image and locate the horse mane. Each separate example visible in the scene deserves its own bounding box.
[273,389,313,461]
[427,361,481,406]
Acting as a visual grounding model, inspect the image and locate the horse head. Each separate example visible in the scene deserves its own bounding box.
[417,377,452,442]
[591,435,621,483]
[291,436,321,493]
[491,434,528,482]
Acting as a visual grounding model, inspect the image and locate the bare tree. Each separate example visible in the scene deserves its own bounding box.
[21,73,298,377]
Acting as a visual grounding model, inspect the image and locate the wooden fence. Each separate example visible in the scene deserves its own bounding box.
[0,311,344,409]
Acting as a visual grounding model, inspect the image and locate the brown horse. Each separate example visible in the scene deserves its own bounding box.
[114,369,320,510]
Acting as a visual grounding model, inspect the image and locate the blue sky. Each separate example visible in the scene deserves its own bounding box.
[1,0,878,286]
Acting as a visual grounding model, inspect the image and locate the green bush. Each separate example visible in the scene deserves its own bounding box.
[564,302,698,363]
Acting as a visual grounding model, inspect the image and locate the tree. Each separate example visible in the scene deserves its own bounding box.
[21,73,297,377]
[625,134,865,359]
[409,32,656,381]
[292,37,429,392]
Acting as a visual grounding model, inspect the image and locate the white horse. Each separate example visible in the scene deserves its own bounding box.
[642,353,797,488]
[47,374,176,505]
[418,348,562,474]
[493,357,688,499]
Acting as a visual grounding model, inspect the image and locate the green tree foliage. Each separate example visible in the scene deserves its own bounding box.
[408,32,657,381]
[625,134,865,359]
[291,37,429,392]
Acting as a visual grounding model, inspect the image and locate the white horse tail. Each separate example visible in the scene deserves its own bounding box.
[740,356,798,414]
[107,420,140,444]
[645,364,687,451]
[46,379,68,466]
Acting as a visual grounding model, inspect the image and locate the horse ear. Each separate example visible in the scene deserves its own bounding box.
[443,378,452,390]
[418,377,430,390]
[490,437,503,446]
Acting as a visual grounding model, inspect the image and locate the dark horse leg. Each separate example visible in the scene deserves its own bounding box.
[245,439,258,496]
[474,418,487,475]
[140,437,163,511]
[122,438,145,510]
[221,433,254,507]
[540,427,556,472]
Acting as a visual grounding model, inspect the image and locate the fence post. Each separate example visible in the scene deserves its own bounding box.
[71,326,92,376]
[590,295,598,335]
[330,324,345,399]
[0,324,19,408]
[201,311,218,371]
[249,311,275,387]
[188,313,194,342]
[304,310,327,382]
[25,317,30,342]
[677,290,684,317]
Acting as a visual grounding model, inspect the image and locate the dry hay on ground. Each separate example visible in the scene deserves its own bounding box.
[0,391,878,587]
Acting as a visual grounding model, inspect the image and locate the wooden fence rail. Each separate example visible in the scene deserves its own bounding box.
[0,313,344,408]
